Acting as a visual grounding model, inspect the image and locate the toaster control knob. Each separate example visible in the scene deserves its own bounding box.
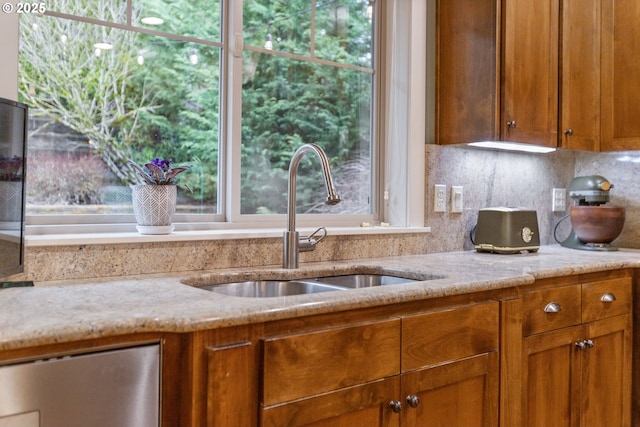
[522,227,534,243]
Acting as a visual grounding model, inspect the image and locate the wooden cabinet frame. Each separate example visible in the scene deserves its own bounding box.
[501,270,633,427]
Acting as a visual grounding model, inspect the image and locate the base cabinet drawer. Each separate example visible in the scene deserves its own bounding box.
[262,319,400,406]
[522,285,581,336]
[582,276,632,322]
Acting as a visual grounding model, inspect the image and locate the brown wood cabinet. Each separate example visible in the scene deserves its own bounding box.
[600,0,640,151]
[400,303,499,427]
[436,0,559,148]
[437,0,640,151]
[557,0,640,151]
[435,0,500,145]
[260,301,499,427]
[260,319,401,427]
[181,270,633,426]
[502,0,559,148]
[185,298,501,427]
[560,0,601,151]
[501,270,632,427]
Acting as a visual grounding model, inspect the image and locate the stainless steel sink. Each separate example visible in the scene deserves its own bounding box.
[186,270,444,298]
[309,274,418,288]
[198,280,346,298]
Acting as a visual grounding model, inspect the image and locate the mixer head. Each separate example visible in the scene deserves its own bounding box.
[568,175,613,205]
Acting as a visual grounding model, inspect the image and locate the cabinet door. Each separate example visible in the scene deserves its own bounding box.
[581,315,632,427]
[260,377,400,427]
[402,352,499,427]
[436,0,500,145]
[560,0,601,151]
[601,0,640,150]
[502,0,559,147]
[522,326,583,427]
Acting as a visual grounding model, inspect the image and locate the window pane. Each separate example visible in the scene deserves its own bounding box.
[19,15,220,216]
[241,53,373,215]
[47,0,128,23]
[133,0,222,42]
[315,0,374,68]
[243,0,311,56]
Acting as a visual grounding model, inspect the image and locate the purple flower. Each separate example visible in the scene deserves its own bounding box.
[128,158,192,185]
[151,158,172,170]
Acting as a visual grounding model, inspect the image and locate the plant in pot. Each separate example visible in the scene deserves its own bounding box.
[128,158,192,235]
[0,155,24,227]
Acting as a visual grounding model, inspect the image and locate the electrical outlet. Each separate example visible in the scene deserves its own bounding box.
[552,188,566,212]
[451,186,463,213]
[434,184,446,212]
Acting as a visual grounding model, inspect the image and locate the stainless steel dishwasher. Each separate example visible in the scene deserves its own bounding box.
[0,343,160,427]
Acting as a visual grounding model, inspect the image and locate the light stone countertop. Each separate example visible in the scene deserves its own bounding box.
[1,245,639,352]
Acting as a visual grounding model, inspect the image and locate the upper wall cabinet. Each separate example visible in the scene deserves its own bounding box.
[502,0,558,148]
[436,0,559,148]
[560,0,601,151]
[435,0,500,145]
[437,0,640,152]
[600,0,640,151]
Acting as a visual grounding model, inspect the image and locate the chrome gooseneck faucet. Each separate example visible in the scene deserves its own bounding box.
[283,143,341,268]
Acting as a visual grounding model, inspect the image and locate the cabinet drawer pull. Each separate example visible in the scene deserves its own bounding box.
[564,128,573,136]
[389,400,403,413]
[507,120,517,128]
[406,395,420,408]
[543,302,561,313]
[600,292,616,302]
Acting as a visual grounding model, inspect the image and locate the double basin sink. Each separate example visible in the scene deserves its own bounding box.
[184,269,445,298]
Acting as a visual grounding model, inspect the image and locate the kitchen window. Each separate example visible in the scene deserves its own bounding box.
[18,0,382,233]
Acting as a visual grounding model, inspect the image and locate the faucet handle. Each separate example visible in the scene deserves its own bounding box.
[298,227,328,252]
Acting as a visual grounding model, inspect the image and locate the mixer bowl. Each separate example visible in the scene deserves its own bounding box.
[570,205,625,244]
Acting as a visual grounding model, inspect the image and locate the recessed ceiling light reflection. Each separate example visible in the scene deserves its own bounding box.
[141,17,164,26]
[93,42,113,50]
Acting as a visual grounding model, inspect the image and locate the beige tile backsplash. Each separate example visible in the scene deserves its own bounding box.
[9,144,640,283]
[425,144,640,252]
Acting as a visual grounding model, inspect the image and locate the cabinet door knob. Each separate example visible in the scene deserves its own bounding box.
[406,395,420,408]
[389,400,403,413]
[600,292,616,302]
[543,302,561,313]
[564,128,574,136]
[507,120,517,128]
[575,339,595,350]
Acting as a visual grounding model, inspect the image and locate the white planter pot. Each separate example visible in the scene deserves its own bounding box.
[131,184,177,234]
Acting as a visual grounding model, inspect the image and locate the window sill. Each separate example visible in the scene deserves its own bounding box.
[25,226,432,247]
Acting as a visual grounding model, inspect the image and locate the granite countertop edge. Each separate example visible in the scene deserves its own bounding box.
[1,245,639,352]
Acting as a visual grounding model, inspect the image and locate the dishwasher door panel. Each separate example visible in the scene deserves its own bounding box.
[0,344,160,427]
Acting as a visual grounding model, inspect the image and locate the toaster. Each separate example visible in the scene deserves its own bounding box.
[473,207,540,254]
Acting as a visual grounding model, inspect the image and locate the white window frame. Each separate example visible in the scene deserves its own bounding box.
[5,0,426,237]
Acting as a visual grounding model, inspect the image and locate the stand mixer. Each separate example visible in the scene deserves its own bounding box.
[556,175,625,251]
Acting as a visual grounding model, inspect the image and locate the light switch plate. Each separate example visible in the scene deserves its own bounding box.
[434,184,446,212]
[451,186,463,213]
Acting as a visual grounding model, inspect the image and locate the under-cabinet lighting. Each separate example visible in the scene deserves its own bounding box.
[467,141,556,154]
